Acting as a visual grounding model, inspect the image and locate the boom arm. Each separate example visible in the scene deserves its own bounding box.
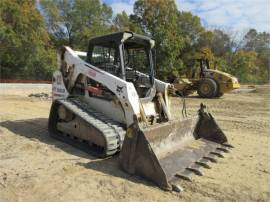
[58,46,141,126]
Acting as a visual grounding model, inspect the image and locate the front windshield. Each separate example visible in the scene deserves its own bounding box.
[123,45,155,87]
[201,59,210,70]
[88,40,155,98]
[124,47,150,74]
[88,40,154,86]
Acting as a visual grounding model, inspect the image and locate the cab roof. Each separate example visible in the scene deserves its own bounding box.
[88,31,155,48]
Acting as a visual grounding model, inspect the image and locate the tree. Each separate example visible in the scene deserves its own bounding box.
[112,11,130,31]
[112,11,142,33]
[0,0,56,80]
[243,29,270,82]
[177,11,213,49]
[210,29,231,57]
[40,0,113,49]
[256,48,270,82]
[132,0,185,78]
[176,11,214,71]
[243,29,270,52]
[231,50,258,82]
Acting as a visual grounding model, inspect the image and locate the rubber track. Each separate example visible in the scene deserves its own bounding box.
[58,98,126,156]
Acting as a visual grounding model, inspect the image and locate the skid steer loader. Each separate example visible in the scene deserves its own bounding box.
[48,32,232,191]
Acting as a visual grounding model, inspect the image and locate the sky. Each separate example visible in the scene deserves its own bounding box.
[103,0,270,32]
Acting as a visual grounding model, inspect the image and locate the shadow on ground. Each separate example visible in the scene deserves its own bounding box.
[76,158,154,187]
[0,118,153,188]
[1,118,93,159]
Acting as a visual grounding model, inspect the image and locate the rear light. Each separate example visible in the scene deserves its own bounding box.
[87,86,103,96]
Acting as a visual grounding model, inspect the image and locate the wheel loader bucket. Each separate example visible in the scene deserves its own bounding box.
[120,104,232,190]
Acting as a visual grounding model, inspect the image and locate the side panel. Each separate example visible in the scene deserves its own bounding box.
[52,71,69,100]
[84,96,126,124]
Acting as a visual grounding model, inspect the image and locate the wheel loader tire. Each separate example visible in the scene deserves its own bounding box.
[197,78,217,98]
[213,82,224,98]
[215,92,224,97]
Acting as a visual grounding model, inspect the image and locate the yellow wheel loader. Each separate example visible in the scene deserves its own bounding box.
[173,55,240,98]
[48,32,232,191]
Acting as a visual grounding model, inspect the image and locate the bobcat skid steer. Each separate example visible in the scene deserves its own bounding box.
[48,32,232,191]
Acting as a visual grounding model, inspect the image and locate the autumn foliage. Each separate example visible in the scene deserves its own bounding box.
[1,0,269,83]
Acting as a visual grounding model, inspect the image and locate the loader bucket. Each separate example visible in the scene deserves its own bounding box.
[120,104,231,190]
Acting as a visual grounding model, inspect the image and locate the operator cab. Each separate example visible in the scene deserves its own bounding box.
[87,32,155,98]
[191,59,210,79]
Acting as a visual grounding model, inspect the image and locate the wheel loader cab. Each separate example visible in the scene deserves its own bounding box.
[200,59,210,71]
[191,59,210,79]
[87,32,155,98]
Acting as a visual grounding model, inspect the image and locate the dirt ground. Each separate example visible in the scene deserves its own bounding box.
[0,84,270,202]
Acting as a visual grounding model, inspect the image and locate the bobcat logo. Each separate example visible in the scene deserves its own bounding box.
[116,85,124,94]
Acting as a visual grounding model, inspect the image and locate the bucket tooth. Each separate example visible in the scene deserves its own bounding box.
[222,143,234,148]
[203,154,218,163]
[187,164,204,176]
[171,183,184,192]
[175,170,193,181]
[196,159,211,169]
[210,151,224,158]
[217,147,230,153]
